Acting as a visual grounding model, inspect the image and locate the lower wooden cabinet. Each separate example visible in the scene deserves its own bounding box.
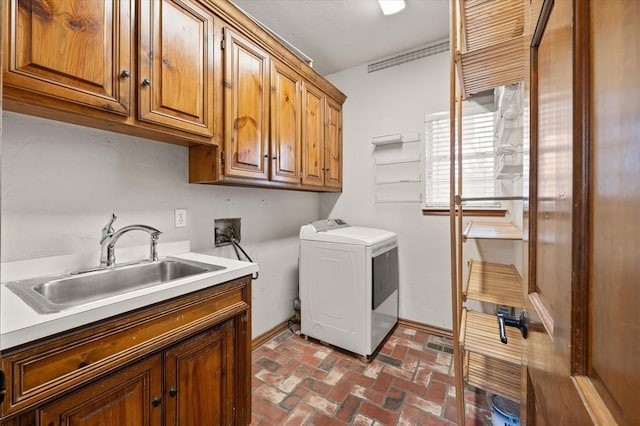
[0,277,251,426]
[36,322,234,426]
[38,355,163,426]
[164,322,235,425]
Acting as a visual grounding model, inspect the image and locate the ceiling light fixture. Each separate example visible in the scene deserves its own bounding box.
[378,0,406,15]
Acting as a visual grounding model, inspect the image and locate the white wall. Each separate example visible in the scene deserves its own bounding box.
[322,52,520,329]
[1,111,320,337]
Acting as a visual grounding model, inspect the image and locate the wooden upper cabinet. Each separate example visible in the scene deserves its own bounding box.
[37,355,163,426]
[301,81,325,187]
[138,0,215,136]
[164,322,235,425]
[223,27,270,180]
[270,61,302,184]
[3,0,133,115]
[325,99,343,189]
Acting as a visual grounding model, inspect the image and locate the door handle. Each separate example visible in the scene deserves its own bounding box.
[497,311,528,344]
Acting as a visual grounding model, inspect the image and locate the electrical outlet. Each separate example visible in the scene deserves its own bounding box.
[175,209,187,228]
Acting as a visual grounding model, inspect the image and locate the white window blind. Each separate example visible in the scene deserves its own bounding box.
[424,112,499,208]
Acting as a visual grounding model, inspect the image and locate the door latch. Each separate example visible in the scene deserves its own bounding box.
[497,311,528,344]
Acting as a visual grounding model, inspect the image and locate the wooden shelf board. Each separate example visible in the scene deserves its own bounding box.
[465,351,521,402]
[463,220,523,240]
[464,260,524,307]
[458,36,526,96]
[460,309,522,365]
[463,0,525,53]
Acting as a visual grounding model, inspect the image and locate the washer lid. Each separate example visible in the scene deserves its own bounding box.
[300,223,396,246]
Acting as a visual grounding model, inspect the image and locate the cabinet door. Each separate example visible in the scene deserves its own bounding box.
[139,0,215,136]
[324,99,343,189]
[223,27,270,180]
[270,61,302,183]
[38,356,163,426]
[301,82,325,187]
[164,321,235,425]
[3,0,133,115]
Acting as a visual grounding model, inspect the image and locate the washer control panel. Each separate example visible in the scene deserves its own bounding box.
[310,218,349,232]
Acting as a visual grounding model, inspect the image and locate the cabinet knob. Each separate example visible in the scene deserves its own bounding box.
[169,388,178,397]
[152,396,162,407]
[120,70,130,78]
[264,154,269,158]
[272,156,277,160]
[141,78,152,87]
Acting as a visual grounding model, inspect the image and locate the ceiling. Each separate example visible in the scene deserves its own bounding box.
[230,0,450,76]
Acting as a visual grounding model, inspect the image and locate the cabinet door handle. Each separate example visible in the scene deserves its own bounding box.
[272,156,277,160]
[169,388,178,397]
[141,78,152,87]
[120,70,130,78]
[264,154,269,158]
[152,396,162,407]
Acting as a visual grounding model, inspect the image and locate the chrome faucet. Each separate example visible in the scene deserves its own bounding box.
[99,214,162,267]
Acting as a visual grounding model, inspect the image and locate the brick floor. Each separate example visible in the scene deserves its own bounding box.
[251,325,493,425]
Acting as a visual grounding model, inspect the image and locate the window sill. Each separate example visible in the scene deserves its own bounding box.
[422,208,507,217]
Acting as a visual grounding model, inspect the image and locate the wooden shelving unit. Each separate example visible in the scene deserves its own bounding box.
[463,260,523,307]
[463,220,522,241]
[449,1,528,423]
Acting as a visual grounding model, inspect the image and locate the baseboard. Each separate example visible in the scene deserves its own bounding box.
[252,319,290,350]
[252,318,453,350]
[397,318,453,339]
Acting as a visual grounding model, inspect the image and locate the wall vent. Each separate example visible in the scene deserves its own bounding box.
[367,39,449,73]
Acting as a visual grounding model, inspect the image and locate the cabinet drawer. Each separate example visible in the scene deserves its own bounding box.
[1,276,250,416]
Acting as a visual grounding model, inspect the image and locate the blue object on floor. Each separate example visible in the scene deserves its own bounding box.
[491,395,520,426]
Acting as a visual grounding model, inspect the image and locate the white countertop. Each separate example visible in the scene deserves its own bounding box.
[1,251,258,350]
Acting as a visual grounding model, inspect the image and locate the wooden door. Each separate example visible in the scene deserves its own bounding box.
[526,0,592,422]
[586,0,639,423]
[139,0,215,136]
[270,60,302,183]
[526,0,638,423]
[223,27,270,180]
[301,81,325,187]
[324,99,342,189]
[37,356,162,425]
[3,0,133,115]
[164,322,235,425]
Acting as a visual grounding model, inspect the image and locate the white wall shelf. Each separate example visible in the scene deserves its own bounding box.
[374,193,423,203]
[374,174,422,185]
[374,152,421,166]
[371,132,421,146]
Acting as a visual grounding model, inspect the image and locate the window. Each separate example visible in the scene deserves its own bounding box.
[424,111,500,209]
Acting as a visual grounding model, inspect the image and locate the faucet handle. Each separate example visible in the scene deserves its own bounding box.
[101,214,118,239]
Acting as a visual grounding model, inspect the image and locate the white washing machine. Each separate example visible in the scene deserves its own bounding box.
[299,219,398,358]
